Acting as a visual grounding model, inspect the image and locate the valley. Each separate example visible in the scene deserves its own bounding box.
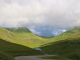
[0,27,80,60]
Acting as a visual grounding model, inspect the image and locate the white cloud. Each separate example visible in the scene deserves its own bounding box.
[0,0,80,29]
[62,29,67,32]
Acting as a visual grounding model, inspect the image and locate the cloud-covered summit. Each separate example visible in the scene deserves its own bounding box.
[0,0,80,29]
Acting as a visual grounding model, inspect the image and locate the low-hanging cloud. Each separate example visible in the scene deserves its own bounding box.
[0,0,80,29]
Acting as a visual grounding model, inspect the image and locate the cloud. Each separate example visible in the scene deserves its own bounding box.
[30,28,41,35]
[0,0,80,29]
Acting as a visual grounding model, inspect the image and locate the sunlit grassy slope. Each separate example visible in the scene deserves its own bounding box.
[0,27,47,48]
[41,27,80,60]
[1,26,80,60]
[0,27,45,60]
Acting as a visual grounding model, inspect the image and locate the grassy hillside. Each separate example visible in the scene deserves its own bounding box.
[43,27,80,43]
[0,38,42,60]
[0,51,14,60]
[6,27,31,33]
[0,27,45,60]
[41,27,80,60]
[1,26,80,60]
[0,27,46,48]
[6,27,43,41]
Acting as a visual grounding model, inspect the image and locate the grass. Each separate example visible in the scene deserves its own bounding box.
[6,27,31,33]
[41,27,80,60]
[0,27,48,48]
[0,51,14,60]
[40,56,71,60]
[41,39,80,60]
[0,27,47,60]
[0,38,43,60]
[1,26,80,60]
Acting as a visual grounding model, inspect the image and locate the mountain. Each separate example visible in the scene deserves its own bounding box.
[6,27,31,33]
[2,27,46,48]
[0,38,42,60]
[0,27,44,60]
[41,27,80,59]
[1,26,80,60]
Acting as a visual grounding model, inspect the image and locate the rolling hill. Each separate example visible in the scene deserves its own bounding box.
[41,27,80,60]
[1,26,80,60]
[0,27,46,48]
[0,27,44,60]
[6,27,31,33]
[0,38,43,60]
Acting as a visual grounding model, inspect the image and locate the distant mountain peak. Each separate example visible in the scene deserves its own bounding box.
[6,27,31,33]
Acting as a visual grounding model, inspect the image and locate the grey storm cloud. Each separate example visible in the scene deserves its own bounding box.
[0,0,80,29]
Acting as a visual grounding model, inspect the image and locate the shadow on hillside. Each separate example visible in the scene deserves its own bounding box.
[41,38,80,60]
[0,39,42,57]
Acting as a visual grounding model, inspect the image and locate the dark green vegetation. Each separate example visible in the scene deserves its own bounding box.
[0,26,80,60]
[0,27,46,48]
[0,39,42,56]
[0,38,42,60]
[0,51,14,60]
[41,27,80,60]
[40,56,71,60]
[0,27,45,60]
[6,27,31,33]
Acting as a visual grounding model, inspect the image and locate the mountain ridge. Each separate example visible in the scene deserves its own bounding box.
[41,27,80,59]
[0,26,80,60]
[0,27,46,48]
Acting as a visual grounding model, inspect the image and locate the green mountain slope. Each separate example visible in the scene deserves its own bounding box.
[0,27,45,60]
[6,27,43,40]
[0,27,46,48]
[41,27,80,59]
[0,38,42,60]
[6,27,31,33]
[0,51,14,60]
[0,27,16,41]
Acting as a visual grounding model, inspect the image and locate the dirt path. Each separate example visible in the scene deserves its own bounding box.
[15,55,54,60]
[15,56,46,60]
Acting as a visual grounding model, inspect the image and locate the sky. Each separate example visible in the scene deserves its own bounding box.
[0,0,80,36]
